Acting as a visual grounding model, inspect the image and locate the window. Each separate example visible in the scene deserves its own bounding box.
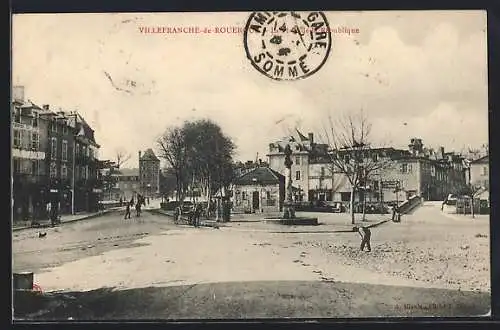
[266,191,271,200]
[61,165,68,179]
[62,125,68,135]
[89,148,94,160]
[14,108,21,123]
[295,157,300,165]
[13,159,20,173]
[400,163,408,173]
[408,164,413,173]
[431,166,436,177]
[13,130,21,147]
[295,171,301,180]
[32,112,38,127]
[341,192,351,202]
[31,160,38,175]
[62,140,68,161]
[242,192,246,200]
[51,138,57,159]
[82,166,87,179]
[50,161,57,178]
[320,167,325,177]
[31,133,39,150]
[372,153,379,162]
[483,166,488,176]
[51,122,58,132]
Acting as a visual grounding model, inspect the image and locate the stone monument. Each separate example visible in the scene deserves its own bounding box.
[283,144,296,219]
[265,143,318,226]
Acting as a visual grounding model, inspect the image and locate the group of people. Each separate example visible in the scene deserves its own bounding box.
[124,195,147,219]
[173,203,204,227]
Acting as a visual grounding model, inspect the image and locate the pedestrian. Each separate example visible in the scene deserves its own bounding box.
[50,201,58,227]
[119,197,123,207]
[193,203,202,227]
[147,197,150,205]
[391,205,397,221]
[353,226,371,252]
[124,202,131,219]
[136,201,142,217]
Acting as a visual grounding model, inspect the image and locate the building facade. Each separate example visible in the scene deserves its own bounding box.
[139,149,160,197]
[267,131,467,206]
[11,91,49,220]
[11,86,101,221]
[110,168,140,201]
[467,155,489,190]
[231,166,285,213]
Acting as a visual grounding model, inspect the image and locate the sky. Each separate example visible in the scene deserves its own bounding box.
[12,11,488,168]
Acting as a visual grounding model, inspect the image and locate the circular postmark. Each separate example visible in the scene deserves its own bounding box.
[243,11,332,81]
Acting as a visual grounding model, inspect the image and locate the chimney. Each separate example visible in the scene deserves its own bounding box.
[139,151,142,161]
[440,147,445,158]
[12,86,25,102]
[308,133,314,144]
[43,104,49,110]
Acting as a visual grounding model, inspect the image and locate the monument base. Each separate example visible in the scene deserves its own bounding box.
[265,217,319,226]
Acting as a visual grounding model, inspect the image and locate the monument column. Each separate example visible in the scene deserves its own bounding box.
[283,144,295,219]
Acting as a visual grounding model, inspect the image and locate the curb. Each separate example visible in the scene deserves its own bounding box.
[12,208,120,232]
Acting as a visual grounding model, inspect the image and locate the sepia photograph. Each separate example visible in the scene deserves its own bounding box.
[11,10,490,320]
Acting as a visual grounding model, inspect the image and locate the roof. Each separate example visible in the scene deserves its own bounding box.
[141,148,160,161]
[234,166,284,185]
[470,155,489,164]
[117,168,139,176]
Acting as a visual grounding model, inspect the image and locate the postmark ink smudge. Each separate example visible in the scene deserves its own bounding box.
[243,11,332,81]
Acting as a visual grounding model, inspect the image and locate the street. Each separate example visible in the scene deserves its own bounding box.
[12,203,491,319]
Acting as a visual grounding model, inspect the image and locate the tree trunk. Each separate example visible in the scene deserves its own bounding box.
[350,185,356,224]
[471,196,475,219]
[362,190,367,221]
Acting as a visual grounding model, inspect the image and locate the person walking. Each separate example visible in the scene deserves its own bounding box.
[193,203,202,227]
[136,200,142,217]
[124,202,131,219]
[353,226,372,252]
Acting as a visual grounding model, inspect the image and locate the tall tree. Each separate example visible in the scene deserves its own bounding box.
[157,126,190,202]
[183,119,236,210]
[157,119,236,207]
[322,109,395,224]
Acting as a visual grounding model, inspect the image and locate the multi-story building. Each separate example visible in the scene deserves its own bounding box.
[267,131,467,205]
[11,87,49,220]
[11,86,101,220]
[139,149,160,198]
[113,168,140,201]
[467,155,489,190]
[41,107,76,214]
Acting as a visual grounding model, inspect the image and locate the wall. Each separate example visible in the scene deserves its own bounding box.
[139,160,160,195]
[232,183,281,213]
[470,163,489,189]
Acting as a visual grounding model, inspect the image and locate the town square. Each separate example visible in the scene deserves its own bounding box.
[11,11,490,320]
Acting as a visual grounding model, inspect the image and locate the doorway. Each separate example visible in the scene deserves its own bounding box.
[252,191,260,211]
